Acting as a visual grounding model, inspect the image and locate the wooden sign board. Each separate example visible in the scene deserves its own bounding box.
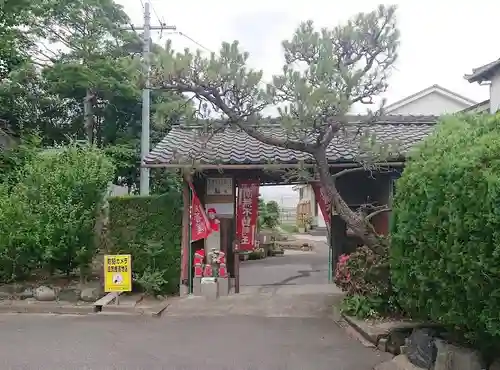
[206,177,233,196]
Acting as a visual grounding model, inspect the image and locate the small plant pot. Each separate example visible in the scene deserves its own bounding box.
[298,227,305,233]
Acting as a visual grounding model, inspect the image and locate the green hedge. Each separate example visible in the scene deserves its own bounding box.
[391,113,500,350]
[0,143,114,282]
[107,193,182,296]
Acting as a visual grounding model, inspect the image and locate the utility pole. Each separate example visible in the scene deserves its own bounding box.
[125,0,176,195]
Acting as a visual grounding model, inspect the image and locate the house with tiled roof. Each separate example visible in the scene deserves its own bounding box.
[145,113,439,264]
[146,115,436,168]
[464,57,500,113]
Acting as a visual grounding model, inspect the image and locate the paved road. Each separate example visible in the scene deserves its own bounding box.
[0,313,390,370]
[240,235,330,287]
[0,235,391,369]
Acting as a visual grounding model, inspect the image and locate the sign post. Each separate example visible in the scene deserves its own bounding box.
[104,254,132,303]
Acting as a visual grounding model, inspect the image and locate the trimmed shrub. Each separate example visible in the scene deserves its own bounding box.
[106,193,182,296]
[391,113,500,349]
[0,144,114,282]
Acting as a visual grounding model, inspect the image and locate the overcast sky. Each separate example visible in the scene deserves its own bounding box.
[117,0,499,202]
[118,0,497,105]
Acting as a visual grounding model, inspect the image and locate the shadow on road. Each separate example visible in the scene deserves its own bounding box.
[240,234,331,288]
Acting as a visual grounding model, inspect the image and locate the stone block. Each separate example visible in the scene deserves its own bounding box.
[387,330,408,355]
[34,285,56,301]
[201,278,218,300]
[192,277,202,296]
[80,287,104,302]
[218,278,229,296]
[378,337,388,352]
[406,328,436,368]
[434,339,483,370]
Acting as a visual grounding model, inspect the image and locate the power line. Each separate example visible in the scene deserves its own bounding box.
[150,3,164,28]
[177,31,214,54]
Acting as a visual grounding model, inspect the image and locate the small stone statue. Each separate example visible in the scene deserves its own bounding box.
[207,248,226,278]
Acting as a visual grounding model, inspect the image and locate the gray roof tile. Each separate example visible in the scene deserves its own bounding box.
[144,115,438,166]
[465,58,500,83]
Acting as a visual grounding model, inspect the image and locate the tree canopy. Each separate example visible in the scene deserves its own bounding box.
[151,4,400,250]
[0,0,193,192]
[2,1,402,242]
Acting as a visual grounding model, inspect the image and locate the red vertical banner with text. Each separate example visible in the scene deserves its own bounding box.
[189,183,212,242]
[236,180,260,251]
[311,182,331,226]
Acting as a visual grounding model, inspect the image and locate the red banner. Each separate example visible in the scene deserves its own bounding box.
[189,183,212,242]
[236,180,260,251]
[311,182,331,225]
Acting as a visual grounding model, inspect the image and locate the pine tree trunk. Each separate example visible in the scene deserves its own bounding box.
[313,150,384,255]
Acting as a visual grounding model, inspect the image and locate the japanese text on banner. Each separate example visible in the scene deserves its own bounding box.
[237,180,259,251]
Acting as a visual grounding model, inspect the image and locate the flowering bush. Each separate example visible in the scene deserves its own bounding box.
[334,254,351,291]
[335,246,390,296]
[335,244,398,318]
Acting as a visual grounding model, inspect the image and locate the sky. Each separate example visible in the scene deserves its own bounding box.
[117,0,500,204]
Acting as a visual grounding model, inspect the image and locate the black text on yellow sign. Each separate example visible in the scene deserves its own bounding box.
[104,254,132,292]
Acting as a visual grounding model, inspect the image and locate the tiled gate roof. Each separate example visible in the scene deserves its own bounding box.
[144,115,438,167]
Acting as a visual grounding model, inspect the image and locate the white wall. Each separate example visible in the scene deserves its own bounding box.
[490,72,500,113]
[387,92,471,115]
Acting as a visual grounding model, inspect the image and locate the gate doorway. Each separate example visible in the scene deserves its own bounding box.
[143,124,398,296]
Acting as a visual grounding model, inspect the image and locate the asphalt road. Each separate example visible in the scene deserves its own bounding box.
[0,235,390,370]
[0,313,390,370]
[240,235,330,287]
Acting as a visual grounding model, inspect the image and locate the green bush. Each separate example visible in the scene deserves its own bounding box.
[258,198,280,229]
[107,193,182,296]
[391,113,500,349]
[0,143,114,282]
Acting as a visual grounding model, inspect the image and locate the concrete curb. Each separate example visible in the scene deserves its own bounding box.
[332,306,376,348]
[341,313,380,345]
[0,298,164,316]
[0,293,173,317]
[339,312,437,356]
[0,302,96,315]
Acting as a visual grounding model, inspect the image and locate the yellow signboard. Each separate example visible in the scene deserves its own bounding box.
[104,254,132,292]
